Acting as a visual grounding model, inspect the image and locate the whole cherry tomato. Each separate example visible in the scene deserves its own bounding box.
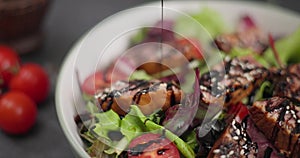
[128,133,180,158]
[0,45,20,88]
[0,91,37,134]
[9,63,50,103]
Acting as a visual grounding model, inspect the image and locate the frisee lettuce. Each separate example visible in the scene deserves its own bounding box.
[129,70,153,81]
[174,7,228,40]
[87,105,196,158]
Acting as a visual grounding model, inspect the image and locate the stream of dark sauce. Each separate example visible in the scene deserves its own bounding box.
[158,0,164,77]
[263,147,273,158]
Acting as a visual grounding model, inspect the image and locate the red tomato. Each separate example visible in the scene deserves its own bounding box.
[175,38,203,60]
[228,102,249,123]
[128,133,180,158]
[0,45,20,87]
[9,63,50,103]
[0,91,37,134]
[81,71,109,95]
[236,103,249,122]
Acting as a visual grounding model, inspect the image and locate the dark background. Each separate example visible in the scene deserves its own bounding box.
[0,0,299,157]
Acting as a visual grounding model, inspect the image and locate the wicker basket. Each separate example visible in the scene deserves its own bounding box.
[0,0,50,54]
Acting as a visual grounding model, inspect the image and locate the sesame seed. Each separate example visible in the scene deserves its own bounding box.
[232,119,236,125]
[236,129,241,135]
[104,88,110,92]
[213,149,221,154]
[115,91,121,96]
[256,69,262,73]
[200,85,208,91]
[244,73,254,82]
[228,150,234,156]
[240,149,245,155]
[233,136,239,140]
[291,110,296,115]
[225,56,231,62]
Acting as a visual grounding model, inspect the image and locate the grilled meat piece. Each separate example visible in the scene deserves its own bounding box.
[244,117,282,158]
[215,28,268,54]
[249,97,300,157]
[269,64,300,103]
[95,80,182,116]
[207,118,258,158]
[199,58,268,108]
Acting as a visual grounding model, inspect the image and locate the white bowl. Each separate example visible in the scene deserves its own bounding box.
[55,1,300,157]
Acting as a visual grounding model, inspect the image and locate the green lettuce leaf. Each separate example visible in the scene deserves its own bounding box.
[120,110,146,142]
[129,105,196,158]
[91,110,121,141]
[86,101,98,115]
[87,140,110,158]
[254,81,272,101]
[87,106,196,158]
[181,130,199,152]
[129,70,153,81]
[174,7,228,40]
[130,28,148,45]
[227,47,270,67]
[264,27,300,67]
[104,137,128,157]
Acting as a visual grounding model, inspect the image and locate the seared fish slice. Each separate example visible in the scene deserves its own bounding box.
[270,64,300,103]
[214,28,268,54]
[208,118,258,158]
[249,97,300,158]
[199,58,268,108]
[96,80,182,116]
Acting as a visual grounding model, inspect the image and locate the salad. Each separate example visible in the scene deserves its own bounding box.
[74,7,300,158]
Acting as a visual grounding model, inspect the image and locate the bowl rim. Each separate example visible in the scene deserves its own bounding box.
[55,1,300,157]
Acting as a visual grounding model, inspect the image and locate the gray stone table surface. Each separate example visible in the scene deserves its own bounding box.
[0,0,299,158]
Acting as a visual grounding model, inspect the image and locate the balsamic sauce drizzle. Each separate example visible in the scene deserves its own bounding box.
[263,97,300,157]
[97,80,180,113]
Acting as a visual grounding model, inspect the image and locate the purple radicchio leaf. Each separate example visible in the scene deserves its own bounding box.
[238,15,257,32]
[145,20,175,43]
[163,69,200,136]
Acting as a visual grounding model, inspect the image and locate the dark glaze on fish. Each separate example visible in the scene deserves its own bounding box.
[199,57,268,108]
[249,97,300,158]
[95,80,182,116]
[214,28,268,55]
[270,64,300,103]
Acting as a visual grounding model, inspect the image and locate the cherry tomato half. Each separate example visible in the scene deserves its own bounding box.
[0,91,37,134]
[9,63,50,103]
[175,38,203,60]
[236,103,249,122]
[228,102,249,123]
[0,45,20,87]
[81,71,110,95]
[128,133,180,158]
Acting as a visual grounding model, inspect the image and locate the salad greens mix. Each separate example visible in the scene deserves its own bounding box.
[75,6,300,158]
